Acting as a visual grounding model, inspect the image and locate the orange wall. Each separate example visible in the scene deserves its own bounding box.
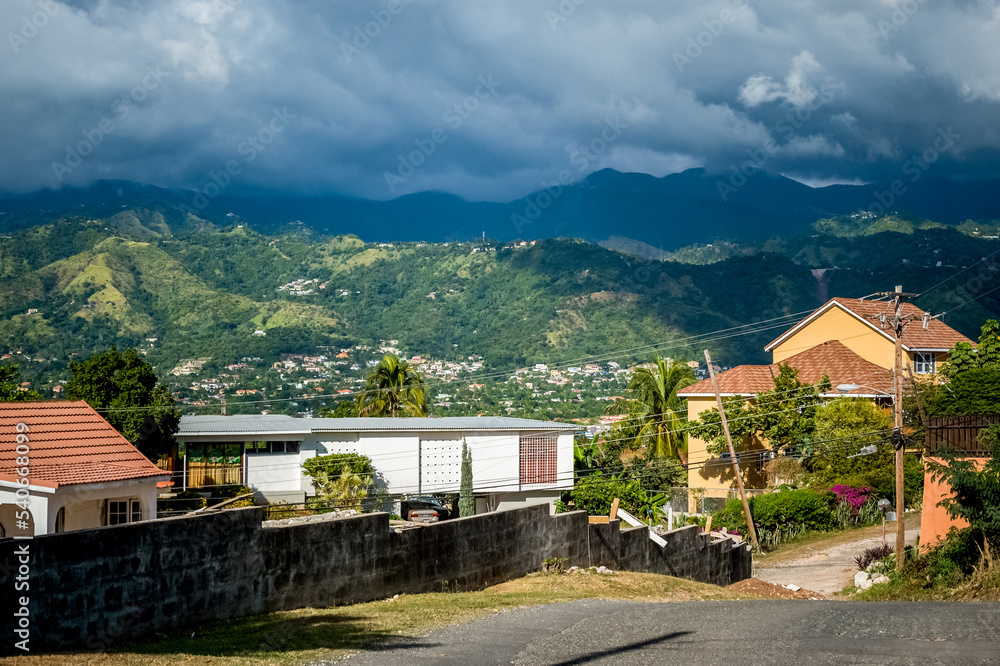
[771,307,894,367]
[686,395,767,498]
[920,457,987,550]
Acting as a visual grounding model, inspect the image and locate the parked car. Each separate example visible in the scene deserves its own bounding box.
[401,496,451,522]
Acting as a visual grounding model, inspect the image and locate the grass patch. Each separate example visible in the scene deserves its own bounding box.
[2,571,753,666]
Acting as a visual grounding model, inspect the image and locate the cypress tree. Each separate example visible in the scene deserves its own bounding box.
[459,439,475,517]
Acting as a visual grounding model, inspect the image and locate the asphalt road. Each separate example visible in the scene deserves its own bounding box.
[341,600,1000,665]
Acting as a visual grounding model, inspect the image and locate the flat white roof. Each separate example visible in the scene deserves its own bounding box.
[178,414,577,437]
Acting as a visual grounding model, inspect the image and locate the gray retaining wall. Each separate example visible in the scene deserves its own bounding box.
[0,505,750,654]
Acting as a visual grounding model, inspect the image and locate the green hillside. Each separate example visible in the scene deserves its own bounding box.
[1,209,998,387]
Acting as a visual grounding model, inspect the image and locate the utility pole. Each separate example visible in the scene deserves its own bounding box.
[872,286,918,571]
[704,350,758,550]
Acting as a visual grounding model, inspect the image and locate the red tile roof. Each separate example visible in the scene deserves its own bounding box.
[678,341,894,397]
[0,401,168,489]
[765,297,973,352]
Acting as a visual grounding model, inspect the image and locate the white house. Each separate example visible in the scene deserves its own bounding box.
[0,401,170,537]
[174,415,578,513]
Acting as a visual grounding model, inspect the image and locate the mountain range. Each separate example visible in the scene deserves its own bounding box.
[1,200,998,388]
[3,169,1000,251]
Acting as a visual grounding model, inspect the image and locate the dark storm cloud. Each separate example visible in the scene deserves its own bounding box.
[1,0,998,201]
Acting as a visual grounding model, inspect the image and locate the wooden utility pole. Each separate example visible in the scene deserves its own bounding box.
[877,285,918,571]
[704,350,758,549]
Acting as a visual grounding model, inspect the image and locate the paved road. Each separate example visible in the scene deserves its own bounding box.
[341,600,1000,665]
[754,520,921,596]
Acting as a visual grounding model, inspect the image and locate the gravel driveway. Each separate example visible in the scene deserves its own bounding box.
[753,518,921,596]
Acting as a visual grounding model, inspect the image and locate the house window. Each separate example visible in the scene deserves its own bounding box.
[520,435,557,485]
[246,440,300,454]
[718,452,741,465]
[183,441,244,488]
[55,507,65,533]
[914,352,936,374]
[107,499,142,526]
[755,450,774,472]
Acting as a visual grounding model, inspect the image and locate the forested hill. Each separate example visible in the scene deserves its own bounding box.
[0,208,998,384]
[3,170,1000,251]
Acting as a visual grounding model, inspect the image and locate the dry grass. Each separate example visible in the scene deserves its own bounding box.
[1,571,753,666]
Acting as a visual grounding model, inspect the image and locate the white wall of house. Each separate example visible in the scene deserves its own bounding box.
[177,423,576,511]
[247,452,306,498]
[0,481,52,537]
[317,433,422,494]
[0,477,160,536]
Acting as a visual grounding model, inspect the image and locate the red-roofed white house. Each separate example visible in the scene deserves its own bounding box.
[678,297,972,511]
[0,401,169,537]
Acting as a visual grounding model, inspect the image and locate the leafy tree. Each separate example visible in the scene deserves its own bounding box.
[318,399,358,418]
[691,364,830,456]
[928,424,1000,545]
[805,397,892,486]
[459,439,475,517]
[932,367,1000,417]
[65,347,179,461]
[605,357,696,460]
[941,319,1000,377]
[0,365,41,401]
[356,354,428,417]
[569,471,667,520]
[573,436,603,476]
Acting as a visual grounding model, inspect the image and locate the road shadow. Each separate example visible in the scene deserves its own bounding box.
[549,630,693,665]
[99,611,435,659]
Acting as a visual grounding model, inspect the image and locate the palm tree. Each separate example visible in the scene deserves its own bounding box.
[606,356,696,460]
[356,354,428,417]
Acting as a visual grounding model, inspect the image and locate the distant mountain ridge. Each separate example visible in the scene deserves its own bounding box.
[2,169,1000,250]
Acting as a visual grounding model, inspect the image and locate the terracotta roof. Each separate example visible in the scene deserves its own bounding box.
[0,401,168,488]
[678,341,894,397]
[765,297,973,352]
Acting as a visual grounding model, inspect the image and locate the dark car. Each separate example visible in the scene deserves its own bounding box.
[401,496,451,522]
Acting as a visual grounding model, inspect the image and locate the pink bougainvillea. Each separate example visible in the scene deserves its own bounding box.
[831,484,872,515]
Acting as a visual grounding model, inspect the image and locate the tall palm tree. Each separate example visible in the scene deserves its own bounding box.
[606,357,696,460]
[355,354,428,417]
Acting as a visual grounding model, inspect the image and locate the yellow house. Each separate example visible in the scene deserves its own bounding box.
[677,297,972,511]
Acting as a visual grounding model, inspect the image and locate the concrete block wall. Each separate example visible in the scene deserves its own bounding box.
[0,505,750,654]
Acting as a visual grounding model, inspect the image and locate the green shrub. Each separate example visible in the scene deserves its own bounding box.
[303,453,375,478]
[754,488,835,531]
[569,472,664,520]
[713,488,835,535]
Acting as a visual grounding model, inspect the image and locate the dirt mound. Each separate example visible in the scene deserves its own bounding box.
[727,578,825,600]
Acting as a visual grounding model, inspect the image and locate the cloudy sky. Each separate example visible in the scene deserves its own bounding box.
[2,0,999,201]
